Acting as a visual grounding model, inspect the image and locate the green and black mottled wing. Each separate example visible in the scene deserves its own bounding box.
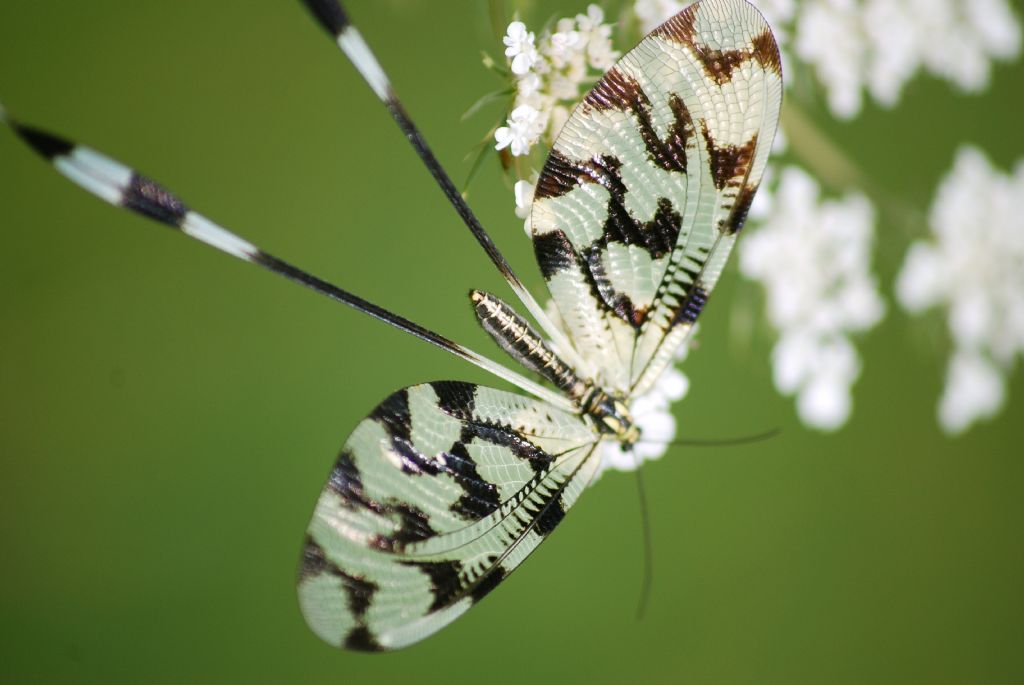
[297,381,600,651]
[529,0,783,394]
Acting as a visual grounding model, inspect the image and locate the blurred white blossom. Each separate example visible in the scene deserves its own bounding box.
[741,166,886,430]
[938,350,1006,434]
[577,5,619,70]
[795,0,1021,118]
[634,0,687,33]
[896,146,1024,433]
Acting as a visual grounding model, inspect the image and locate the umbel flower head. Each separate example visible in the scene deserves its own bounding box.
[897,146,1024,434]
[740,166,885,430]
[495,5,619,158]
[794,0,1020,118]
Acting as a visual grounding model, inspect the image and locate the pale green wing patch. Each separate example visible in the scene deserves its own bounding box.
[297,381,599,651]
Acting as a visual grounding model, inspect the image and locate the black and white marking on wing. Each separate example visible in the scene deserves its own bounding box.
[298,381,600,650]
[529,0,782,394]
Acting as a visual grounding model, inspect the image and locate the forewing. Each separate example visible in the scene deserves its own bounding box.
[297,381,600,651]
[529,0,782,393]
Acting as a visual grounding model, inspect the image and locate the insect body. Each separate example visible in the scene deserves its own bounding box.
[472,289,640,443]
[3,0,781,652]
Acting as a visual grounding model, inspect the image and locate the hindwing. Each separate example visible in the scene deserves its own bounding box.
[298,381,600,650]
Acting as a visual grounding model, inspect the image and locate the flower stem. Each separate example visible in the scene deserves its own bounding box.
[784,102,928,243]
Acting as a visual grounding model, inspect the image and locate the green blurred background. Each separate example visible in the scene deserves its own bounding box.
[1,1,1022,683]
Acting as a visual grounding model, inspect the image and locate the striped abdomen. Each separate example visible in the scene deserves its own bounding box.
[471,290,587,401]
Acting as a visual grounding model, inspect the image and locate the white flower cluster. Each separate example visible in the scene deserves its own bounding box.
[740,166,886,430]
[495,6,619,158]
[794,0,1021,119]
[896,146,1024,434]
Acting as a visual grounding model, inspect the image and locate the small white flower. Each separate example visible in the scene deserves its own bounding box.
[503,21,539,76]
[497,7,622,222]
[896,145,1024,433]
[494,104,545,157]
[574,5,618,71]
[585,29,619,71]
[651,365,689,404]
[576,5,606,33]
[548,71,580,101]
[545,30,582,69]
[513,178,536,233]
[516,71,543,100]
[548,104,571,140]
[497,5,622,164]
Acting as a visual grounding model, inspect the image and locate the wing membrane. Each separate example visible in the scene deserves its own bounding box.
[298,381,599,650]
[529,0,782,393]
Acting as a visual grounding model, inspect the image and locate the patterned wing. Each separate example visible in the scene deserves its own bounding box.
[297,381,600,651]
[530,0,782,393]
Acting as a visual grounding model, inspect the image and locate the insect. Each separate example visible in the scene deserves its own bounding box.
[3,0,781,652]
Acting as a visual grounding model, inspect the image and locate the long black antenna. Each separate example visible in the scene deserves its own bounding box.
[633,456,655,621]
[299,0,592,376]
[655,428,782,448]
[1,108,574,412]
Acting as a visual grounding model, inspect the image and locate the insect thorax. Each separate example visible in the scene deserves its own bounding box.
[471,290,640,446]
[579,387,641,445]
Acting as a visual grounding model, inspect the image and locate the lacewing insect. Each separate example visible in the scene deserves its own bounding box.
[2,0,781,651]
